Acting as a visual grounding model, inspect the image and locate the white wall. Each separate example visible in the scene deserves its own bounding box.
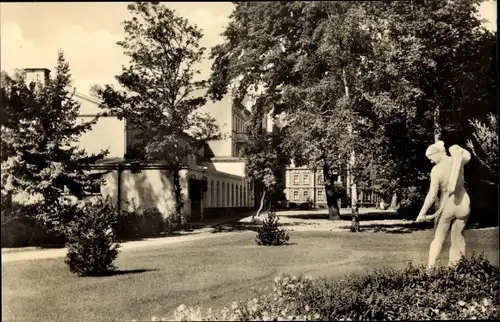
[210,160,246,177]
[75,93,125,159]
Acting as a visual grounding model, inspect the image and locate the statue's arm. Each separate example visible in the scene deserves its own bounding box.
[416,167,440,220]
[449,144,471,165]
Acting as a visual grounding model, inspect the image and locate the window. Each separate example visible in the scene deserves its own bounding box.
[317,174,323,184]
[227,184,231,207]
[216,181,220,207]
[303,174,309,185]
[222,182,225,206]
[293,190,300,201]
[231,183,235,207]
[236,185,239,207]
[293,173,300,185]
[317,190,324,201]
[86,184,101,195]
[210,181,215,207]
[303,190,309,201]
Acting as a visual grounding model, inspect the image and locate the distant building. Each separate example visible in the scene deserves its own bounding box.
[284,162,381,208]
[285,163,344,208]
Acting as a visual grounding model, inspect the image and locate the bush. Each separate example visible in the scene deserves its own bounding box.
[115,206,168,240]
[299,202,310,210]
[1,202,66,248]
[332,183,347,198]
[255,212,290,246]
[397,186,426,219]
[64,197,121,277]
[168,253,498,321]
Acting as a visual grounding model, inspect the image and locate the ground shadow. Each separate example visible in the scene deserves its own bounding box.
[191,210,257,229]
[38,243,66,249]
[208,218,316,234]
[338,221,434,234]
[116,230,202,244]
[210,222,261,234]
[86,268,158,278]
[280,211,410,221]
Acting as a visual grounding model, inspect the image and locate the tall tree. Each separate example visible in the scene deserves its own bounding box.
[0,51,108,229]
[209,2,372,219]
[466,113,498,188]
[97,2,220,225]
[209,0,496,218]
[243,96,288,219]
[352,0,496,208]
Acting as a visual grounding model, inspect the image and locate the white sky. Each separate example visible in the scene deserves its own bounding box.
[1,1,497,95]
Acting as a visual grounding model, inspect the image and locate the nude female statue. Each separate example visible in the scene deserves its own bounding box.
[415,140,472,268]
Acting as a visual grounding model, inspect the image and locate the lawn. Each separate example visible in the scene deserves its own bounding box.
[2,228,498,322]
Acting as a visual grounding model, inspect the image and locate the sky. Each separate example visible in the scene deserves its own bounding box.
[1,1,497,95]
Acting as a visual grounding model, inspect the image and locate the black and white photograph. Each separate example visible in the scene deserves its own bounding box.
[1,1,498,321]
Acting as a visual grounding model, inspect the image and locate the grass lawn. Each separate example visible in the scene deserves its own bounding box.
[2,228,498,321]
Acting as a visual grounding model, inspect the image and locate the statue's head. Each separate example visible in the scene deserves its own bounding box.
[425,140,446,164]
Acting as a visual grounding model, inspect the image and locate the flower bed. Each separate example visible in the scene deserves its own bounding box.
[156,253,498,321]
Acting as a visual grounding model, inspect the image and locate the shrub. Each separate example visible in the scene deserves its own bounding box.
[167,253,498,321]
[1,202,66,248]
[332,183,347,199]
[299,202,310,210]
[255,212,290,246]
[115,205,168,240]
[397,185,427,219]
[64,197,121,277]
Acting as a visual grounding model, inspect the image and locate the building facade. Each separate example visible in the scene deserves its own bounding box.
[16,68,257,222]
[285,164,344,208]
[285,163,382,208]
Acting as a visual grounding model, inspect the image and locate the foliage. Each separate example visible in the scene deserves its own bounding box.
[467,113,498,188]
[208,2,370,219]
[255,211,290,246]
[96,2,220,225]
[0,51,108,231]
[1,202,66,247]
[354,0,496,203]
[115,201,178,239]
[64,197,120,276]
[209,0,495,219]
[170,253,499,321]
[243,98,289,209]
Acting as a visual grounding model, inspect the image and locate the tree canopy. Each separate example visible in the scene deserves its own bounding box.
[1,51,108,228]
[208,0,497,218]
[96,2,221,224]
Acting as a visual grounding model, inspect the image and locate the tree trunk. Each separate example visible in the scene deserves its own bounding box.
[434,105,441,142]
[342,68,358,217]
[172,168,185,227]
[323,163,341,220]
[390,192,398,210]
[329,196,341,221]
[252,190,266,221]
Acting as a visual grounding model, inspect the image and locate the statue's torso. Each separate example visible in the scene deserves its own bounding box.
[434,156,467,208]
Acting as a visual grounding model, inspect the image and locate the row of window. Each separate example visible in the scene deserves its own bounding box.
[292,173,323,185]
[291,189,325,201]
[208,180,251,208]
[233,114,246,134]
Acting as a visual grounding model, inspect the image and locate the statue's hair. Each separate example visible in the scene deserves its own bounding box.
[426,140,446,156]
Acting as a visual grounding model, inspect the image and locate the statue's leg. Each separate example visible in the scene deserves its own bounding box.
[428,212,453,269]
[449,197,470,266]
[449,218,467,266]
